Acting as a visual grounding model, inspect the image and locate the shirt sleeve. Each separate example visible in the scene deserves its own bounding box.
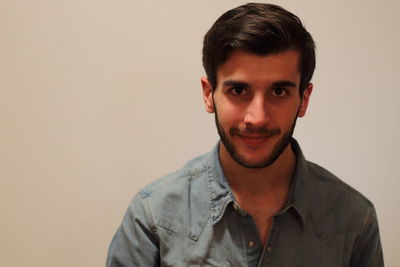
[349,204,384,267]
[107,193,160,267]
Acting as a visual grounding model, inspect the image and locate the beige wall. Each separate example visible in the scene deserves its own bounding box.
[1,0,399,266]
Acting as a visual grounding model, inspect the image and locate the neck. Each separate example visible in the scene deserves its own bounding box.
[219,142,296,197]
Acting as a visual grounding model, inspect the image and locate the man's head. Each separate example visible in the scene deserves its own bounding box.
[202,3,315,94]
[201,3,315,169]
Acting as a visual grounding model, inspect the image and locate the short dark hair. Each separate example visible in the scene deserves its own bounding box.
[202,3,316,94]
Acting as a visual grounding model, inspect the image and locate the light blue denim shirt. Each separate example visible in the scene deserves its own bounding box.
[107,139,383,267]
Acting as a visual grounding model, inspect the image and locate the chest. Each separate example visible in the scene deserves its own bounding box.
[236,199,284,245]
[250,212,273,245]
[158,207,354,267]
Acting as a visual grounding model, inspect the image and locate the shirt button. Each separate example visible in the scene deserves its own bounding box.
[248,241,255,248]
[267,246,272,253]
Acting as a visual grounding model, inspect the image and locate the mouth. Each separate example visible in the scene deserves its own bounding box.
[234,133,273,147]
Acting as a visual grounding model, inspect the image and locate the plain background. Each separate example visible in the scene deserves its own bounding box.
[1,0,399,266]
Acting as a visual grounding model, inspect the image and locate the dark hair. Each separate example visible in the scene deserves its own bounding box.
[202,3,316,94]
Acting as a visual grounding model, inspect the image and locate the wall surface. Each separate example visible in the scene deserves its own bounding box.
[1,0,399,266]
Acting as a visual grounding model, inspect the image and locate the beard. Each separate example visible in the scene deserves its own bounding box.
[214,110,297,169]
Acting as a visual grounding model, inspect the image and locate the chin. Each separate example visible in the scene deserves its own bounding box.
[227,133,291,169]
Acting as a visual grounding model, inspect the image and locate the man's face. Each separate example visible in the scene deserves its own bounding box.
[202,50,312,168]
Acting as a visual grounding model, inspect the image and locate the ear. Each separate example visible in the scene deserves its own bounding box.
[201,77,214,113]
[298,83,313,118]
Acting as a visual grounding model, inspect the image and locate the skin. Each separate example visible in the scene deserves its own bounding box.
[201,49,313,245]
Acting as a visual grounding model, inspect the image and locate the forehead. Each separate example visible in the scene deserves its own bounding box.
[216,50,301,87]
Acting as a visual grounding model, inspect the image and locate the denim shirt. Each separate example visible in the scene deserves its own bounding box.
[107,139,383,267]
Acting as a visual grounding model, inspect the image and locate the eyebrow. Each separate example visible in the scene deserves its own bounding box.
[223,80,249,88]
[272,81,298,88]
[223,80,298,88]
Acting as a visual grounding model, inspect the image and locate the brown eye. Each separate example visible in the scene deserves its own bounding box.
[231,87,246,95]
[272,88,286,96]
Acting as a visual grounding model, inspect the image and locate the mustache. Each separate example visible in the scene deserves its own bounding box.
[229,125,281,136]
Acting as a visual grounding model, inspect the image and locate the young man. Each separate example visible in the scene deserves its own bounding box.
[107,3,383,266]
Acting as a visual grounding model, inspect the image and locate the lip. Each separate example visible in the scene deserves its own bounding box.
[235,133,271,147]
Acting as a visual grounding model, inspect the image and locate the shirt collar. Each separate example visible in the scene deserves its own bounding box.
[286,138,310,226]
[206,138,310,227]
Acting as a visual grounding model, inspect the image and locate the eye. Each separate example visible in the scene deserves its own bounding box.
[271,87,287,97]
[229,87,247,96]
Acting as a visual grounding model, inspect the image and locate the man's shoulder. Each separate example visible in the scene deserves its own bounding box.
[307,160,373,207]
[306,160,376,234]
[138,152,210,199]
[132,151,212,240]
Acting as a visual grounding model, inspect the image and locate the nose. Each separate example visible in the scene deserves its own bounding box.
[243,95,271,127]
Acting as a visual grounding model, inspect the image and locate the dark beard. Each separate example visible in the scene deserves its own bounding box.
[214,111,297,169]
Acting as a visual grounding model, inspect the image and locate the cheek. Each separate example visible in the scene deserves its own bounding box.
[282,106,301,125]
[280,97,302,112]
[216,104,243,126]
[269,103,300,125]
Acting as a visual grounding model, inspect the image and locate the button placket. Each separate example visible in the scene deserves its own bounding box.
[257,215,281,266]
[235,205,262,266]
